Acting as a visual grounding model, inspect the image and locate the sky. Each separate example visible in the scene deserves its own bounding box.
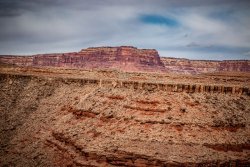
[0,0,250,60]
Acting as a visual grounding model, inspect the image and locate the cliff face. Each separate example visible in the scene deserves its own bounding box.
[32,46,165,72]
[0,55,33,66]
[218,60,250,72]
[160,57,250,74]
[0,46,250,74]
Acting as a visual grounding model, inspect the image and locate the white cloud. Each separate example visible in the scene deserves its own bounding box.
[0,0,249,60]
[243,51,250,57]
[181,14,227,33]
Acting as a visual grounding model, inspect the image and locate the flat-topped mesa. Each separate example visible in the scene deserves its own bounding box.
[25,46,165,72]
[78,46,159,59]
[0,46,164,72]
[70,46,165,72]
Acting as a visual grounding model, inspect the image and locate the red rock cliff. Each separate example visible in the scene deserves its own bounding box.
[0,55,33,66]
[0,46,250,74]
[161,57,250,74]
[31,46,165,72]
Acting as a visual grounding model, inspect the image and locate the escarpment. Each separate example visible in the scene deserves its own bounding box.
[0,46,165,73]
[1,46,249,74]
[160,57,250,74]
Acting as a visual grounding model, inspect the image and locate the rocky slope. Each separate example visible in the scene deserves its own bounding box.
[0,67,250,166]
[0,46,249,74]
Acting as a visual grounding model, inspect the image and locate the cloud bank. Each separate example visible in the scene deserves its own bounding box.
[0,0,250,60]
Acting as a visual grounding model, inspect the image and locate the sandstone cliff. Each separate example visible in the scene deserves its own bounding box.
[161,57,250,74]
[0,55,33,67]
[0,46,249,74]
[30,46,166,72]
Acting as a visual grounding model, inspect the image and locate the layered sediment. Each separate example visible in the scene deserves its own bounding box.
[161,57,250,74]
[0,46,249,74]
[0,67,250,166]
[0,46,165,72]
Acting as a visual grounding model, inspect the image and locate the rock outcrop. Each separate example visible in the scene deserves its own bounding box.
[0,46,250,74]
[27,46,165,72]
[161,57,250,74]
[0,55,33,66]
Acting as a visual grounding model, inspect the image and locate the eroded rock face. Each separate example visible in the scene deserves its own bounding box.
[218,60,250,72]
[161,57,250,74]
[0,56,33,66]
[0,46,250,74]
[28,46,166,72]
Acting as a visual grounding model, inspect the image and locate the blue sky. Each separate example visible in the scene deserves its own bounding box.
[139,15,179,27]
[0,0,250,60]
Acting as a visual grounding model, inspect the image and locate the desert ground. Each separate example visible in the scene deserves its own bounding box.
[0,65,249,166]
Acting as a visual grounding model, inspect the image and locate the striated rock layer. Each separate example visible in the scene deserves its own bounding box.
[0,46,250,74]
[161,57,250,74]
[0,46,165,73]
[0,68,250,166]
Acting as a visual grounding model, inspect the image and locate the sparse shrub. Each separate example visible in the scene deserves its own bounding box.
[130,115,135,119]
[180,107,187,113]
[168,116,172,120]
[124,117,129,121]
